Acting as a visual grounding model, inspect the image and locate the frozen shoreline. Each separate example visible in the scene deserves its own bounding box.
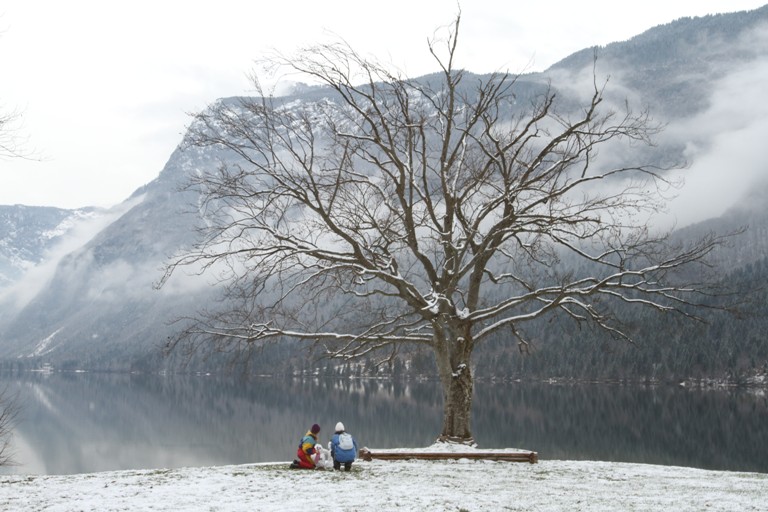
[1,457,765,511]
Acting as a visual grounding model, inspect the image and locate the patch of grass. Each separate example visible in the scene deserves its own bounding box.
[245,463,368,475]
[147,469,172,476]
[0,476,37,486]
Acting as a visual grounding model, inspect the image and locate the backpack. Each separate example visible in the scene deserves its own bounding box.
[338,432,354,451]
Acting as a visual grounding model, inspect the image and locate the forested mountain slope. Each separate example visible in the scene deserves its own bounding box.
[1,6,767,381]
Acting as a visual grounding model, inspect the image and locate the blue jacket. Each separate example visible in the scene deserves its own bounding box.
[330,431,358,463]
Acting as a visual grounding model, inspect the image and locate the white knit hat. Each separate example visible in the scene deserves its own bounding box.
[335,422,345,432]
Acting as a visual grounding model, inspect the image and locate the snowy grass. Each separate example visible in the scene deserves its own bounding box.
[1,454,766,511]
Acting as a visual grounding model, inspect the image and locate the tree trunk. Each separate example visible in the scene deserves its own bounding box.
[439,362,474,443]
[434,326,475,444]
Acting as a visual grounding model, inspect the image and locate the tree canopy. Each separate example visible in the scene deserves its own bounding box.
[162,15,733,442]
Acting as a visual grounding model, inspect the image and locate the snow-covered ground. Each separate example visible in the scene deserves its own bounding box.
[1,446,766,512]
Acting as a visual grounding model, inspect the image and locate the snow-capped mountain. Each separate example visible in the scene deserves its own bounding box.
[0,206,101,288]
[1,5,767,372]
[0,145,222,370]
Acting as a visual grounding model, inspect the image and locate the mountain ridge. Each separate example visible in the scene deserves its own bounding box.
[2,7,767,376]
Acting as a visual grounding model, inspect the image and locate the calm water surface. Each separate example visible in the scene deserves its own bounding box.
[1,372,766,475]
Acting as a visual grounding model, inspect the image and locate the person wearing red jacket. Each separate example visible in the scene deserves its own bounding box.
[291,423,321,469]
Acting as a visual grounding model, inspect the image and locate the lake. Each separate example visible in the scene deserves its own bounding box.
[1,372,766,475]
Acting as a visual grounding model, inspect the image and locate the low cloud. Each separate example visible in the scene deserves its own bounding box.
[548,22,768,230]
[0,195,144,313]
[664,55,768,227]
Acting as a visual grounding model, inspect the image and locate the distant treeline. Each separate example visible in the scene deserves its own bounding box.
[282,257,768,386]
[3,256,766,386]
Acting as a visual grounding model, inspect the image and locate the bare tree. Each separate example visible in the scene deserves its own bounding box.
[0,106,27,160]
[0,389,19,467]
[0,38,26,466]
[161,15,732,443]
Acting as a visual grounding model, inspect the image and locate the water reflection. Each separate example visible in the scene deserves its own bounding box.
[473,384,768,473]
[1,372,766,475]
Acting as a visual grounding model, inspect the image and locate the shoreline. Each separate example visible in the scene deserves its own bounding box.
[1,458,765,511]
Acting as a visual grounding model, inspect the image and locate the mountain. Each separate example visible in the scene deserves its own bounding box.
[1,6,768,375]
[0,147,222,370]
[0,205,99,288]
[552,5,768,118]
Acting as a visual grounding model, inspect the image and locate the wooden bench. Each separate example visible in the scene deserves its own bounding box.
[359,448,538,464]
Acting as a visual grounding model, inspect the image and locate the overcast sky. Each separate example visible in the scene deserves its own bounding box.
[1,0,766,209]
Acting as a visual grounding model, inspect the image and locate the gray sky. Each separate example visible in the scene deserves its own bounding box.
[1,0,766,209]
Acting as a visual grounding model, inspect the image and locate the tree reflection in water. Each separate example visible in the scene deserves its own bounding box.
[473,383,768,473]
[1,372,766,475]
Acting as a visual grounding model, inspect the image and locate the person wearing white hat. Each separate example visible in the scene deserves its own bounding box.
[330,421,358,471]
